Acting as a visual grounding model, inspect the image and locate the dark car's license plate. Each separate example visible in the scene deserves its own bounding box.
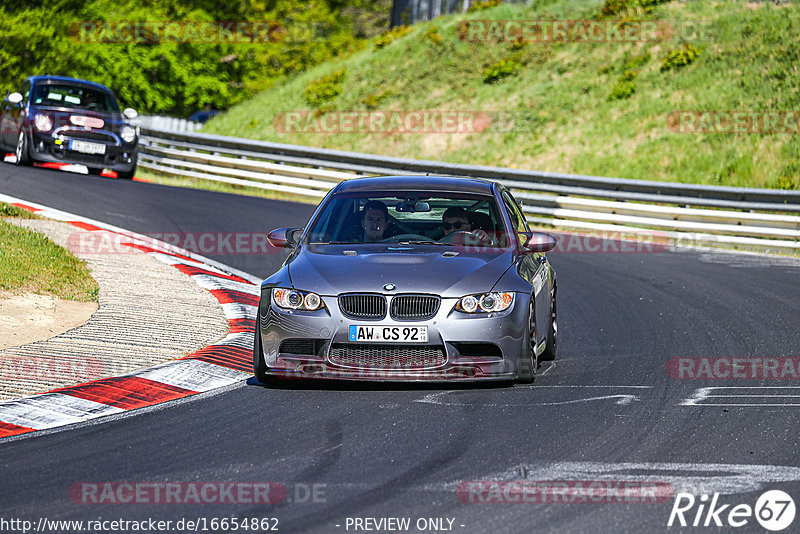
[69,140,106,155]
[349,325,428,343]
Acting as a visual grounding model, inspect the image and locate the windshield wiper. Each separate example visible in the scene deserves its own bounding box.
[398,240,449,246]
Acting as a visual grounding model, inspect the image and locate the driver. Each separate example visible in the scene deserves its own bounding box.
[442,207,493,244]
[442,207,472,236]
[361,200,389,242]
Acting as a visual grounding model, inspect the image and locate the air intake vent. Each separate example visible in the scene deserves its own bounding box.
[329,344,446,369]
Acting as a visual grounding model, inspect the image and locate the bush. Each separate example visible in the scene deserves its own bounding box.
[608,81,636,100]
[363,88,393,109]
[373,25,413,49]
[601,0,671,16]
[467,0,502,13]
[304,69,346,108]
[609,70,637,100]
[423,27,443,45]
[661,43,701,72]
[482,58,520,83]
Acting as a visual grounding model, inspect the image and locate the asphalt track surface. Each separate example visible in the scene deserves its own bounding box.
[2,164,800,533]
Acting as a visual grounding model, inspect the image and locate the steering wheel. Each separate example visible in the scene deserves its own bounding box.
[439,230,495,247]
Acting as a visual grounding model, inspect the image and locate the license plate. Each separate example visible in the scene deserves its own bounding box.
[69,140,106,155]
[349,325,428,343]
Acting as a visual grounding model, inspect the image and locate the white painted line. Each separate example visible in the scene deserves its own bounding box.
[538,361,555,376]
[421,461,800,497]
[0,394,124,430]
[415,386,650,407]
[135,359,250,393]
[681,386,800,406]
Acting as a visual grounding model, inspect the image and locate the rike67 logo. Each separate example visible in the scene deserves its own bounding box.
[667,490,795,531]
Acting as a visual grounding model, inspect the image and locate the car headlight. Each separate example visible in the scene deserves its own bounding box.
[34,113,52,132]
[272,288,325,311]
[456,292,514,313]
[120,125,136,143]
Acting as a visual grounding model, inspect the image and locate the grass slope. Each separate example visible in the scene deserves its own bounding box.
[203,0,800,189]
[0,203,99,301]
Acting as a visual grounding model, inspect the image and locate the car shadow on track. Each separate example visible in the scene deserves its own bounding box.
[246,376,513,392]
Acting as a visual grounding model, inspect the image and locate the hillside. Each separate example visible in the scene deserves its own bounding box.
[203,0,800,189]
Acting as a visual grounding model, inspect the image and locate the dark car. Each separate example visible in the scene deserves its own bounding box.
[188,110,219,124]
[0,75,138,179]
[255,175,558,384]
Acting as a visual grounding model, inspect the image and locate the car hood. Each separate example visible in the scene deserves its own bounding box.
[287,244,515,297]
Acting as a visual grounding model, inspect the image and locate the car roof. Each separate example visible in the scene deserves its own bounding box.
[26,75,113,94]
[335,175,496,195]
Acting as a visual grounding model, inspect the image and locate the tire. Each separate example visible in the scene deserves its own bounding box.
[87,167,104,176]
[540,285,558,361]
[116,163,136,180]
[516,299,538,384]
[15,131,31,166]
[253,320,272,385]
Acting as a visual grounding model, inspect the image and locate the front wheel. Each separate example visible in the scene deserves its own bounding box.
[516,300,538,384]
[15,131,31,166]
[253,321,276,385]
[540,286,557,361]
[116,163,136,180]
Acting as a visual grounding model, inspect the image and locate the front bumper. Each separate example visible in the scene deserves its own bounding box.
[257,292,529,382]
[28,130,137,172]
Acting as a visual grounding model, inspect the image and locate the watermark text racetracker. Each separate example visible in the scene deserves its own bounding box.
[66,231,280,256]
[69,481,326,505]
[0,354,104,383]
[457,19,715,43]
[457,480,674,503]
[69,21,284,43]
[668,111,800,134]
[667,357,800,380]
[66,230,670,255]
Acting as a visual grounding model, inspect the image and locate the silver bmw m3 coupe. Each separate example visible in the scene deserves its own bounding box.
[254,175,557,383]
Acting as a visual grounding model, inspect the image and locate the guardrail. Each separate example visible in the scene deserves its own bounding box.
[138,127,800,253]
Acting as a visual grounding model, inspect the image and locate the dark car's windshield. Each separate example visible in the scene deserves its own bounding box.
[305,191,511,247]
[31,83,119,114]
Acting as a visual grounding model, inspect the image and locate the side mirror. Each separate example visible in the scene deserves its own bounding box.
[267,228,302,248]
[123,108,138,120]
[523,232,557,253]
[7,92,23,105]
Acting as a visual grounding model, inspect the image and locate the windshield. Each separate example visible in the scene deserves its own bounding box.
[305,191,510,247]
[31,83,119,114]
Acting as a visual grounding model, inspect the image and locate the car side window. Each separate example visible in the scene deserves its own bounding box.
[502,191,529,236]
[22,82,31,103]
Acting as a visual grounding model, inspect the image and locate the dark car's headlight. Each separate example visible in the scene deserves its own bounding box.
[456,292,514,313]
[272,288,325,311]
[34,113,53,132]
[120,125,136,143]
